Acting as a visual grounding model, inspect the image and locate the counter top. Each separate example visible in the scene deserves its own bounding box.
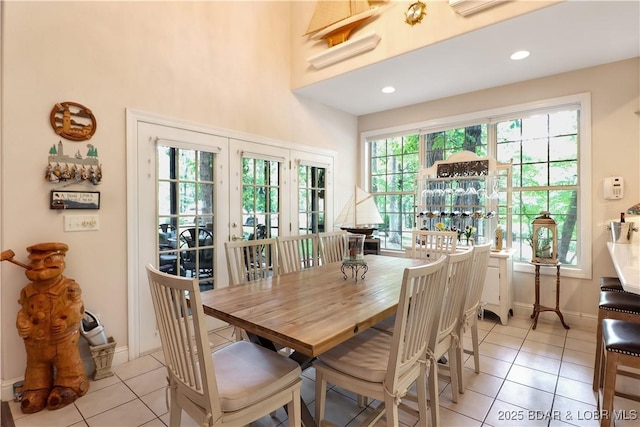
[607,241,640,295]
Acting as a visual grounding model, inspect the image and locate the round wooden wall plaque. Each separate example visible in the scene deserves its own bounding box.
[50,101,96,141]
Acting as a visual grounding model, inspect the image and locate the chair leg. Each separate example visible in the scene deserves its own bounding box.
[384,393,400,427]
[448,346,460,404]
[417,365,429,427]
[357,394,369,407]
[429,360,441,427]
[315,370,327,424]
[233,326,244,342]
[596,335,606,405]
[471,321,480,374]
[600,350,617,427]
[456,325,467,394]
[287,388,301,427]
[169,388,182,427]
[593,310,604,391]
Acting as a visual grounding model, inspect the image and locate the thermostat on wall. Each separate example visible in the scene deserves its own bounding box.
[604,176,624,200]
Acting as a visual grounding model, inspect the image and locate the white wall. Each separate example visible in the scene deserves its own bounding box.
[359,58,640,326]
[0,0,357,395]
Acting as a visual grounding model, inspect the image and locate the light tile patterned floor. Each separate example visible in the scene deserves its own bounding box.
[8,312,640,427]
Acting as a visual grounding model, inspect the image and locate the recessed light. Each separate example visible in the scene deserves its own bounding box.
[381,86,396,94]
[510,50,530,61]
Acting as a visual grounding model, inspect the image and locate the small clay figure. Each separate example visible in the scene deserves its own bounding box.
[8,243,89,413]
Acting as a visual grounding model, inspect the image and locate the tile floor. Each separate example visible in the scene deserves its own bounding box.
[8,312,640,427]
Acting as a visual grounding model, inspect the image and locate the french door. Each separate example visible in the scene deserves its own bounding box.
[128,111,335,358]
[228,144,335,241]
[228,140,290,242]
[128,116,229,357]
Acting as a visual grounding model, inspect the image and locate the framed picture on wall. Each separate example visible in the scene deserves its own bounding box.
[50,190,100,210]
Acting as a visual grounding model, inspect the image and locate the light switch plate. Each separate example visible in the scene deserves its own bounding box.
[64,215,100,232]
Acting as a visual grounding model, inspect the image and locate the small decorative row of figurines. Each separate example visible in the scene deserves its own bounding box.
[45,162,102,185]
[45,140,102,185]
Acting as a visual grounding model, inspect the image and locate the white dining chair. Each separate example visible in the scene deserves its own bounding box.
[456,243,492,393]
[427,247,474,427]
[224,238,278,341]
[318,230,347,264]
[225,238,278,285]
[372,229,458,335]
[411,229,457,261]
[277,234,321,274]
[145,265,302,427]
[313,255,450,427]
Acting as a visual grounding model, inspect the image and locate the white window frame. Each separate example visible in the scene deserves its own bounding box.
[362,93,592,279]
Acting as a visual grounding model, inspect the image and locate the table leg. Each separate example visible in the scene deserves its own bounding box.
[531,265,541,329]
[554,265,570,330]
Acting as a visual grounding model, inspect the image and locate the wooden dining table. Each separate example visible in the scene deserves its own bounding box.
[200,254,427,426]
[200,254,426,358]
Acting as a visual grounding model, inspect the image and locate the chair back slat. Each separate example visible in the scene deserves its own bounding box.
[464,243,492,317]
[411,230,457,261]
[277,234,320,274]
[146,265,221,420]
[225,238,277,285]
[386,256,450,388]
[318,230,347,264]
[439,248,474,339]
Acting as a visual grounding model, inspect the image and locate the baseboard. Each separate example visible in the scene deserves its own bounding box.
[1,344,129,402]
[511,302,598,331]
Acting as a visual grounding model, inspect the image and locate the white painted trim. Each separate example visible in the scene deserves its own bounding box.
[125,109,141,361]
[307,31,381,69]
[449,0,504,16]
[126,109,337,158]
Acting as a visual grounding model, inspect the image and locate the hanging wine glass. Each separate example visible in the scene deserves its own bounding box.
[477,187,486,200]
[465,180,478,196]
[488,179,500,200]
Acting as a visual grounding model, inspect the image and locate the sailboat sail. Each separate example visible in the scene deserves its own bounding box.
[335,186,383,228]
[305,0,371,35]
[304,0,379,47]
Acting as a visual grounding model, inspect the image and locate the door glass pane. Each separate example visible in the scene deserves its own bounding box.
[157,146,216,291]
[242,157,281,240]
[298,164,326,234]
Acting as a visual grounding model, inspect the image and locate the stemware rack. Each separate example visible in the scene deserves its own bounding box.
[414,151,512,248]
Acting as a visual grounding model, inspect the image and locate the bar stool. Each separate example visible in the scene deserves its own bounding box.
[600,276,625,293]
[596,319,640,427]
[592,291,640,391]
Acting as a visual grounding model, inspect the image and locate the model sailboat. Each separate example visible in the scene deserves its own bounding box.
[305,0,379,47]
[334,186,384,235]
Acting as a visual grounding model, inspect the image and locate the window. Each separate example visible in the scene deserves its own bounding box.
[365,94,591,277]
[157,146,216,291]
[298,163,327,234]
[369,136,419,250]
[496,110,579,266]
[242,157,281,240]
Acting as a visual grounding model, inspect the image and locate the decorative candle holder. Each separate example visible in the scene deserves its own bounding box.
[341,233,367,281]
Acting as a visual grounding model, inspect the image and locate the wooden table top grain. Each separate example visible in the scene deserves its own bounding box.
[200,255,426,357]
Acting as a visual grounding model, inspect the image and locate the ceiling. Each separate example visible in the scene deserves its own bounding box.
[293,1,640,116]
